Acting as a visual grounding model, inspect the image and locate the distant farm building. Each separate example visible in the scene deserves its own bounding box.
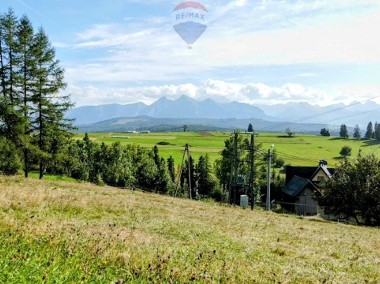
[282,160,334,215]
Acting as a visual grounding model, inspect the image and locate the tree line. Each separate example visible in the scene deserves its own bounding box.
[52,133,218,199]
[321,122,380,140]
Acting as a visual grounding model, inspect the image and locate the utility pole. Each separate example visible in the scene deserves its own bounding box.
[249,131,255,210]
[266,145,274,211]
[229,130,239,204]
[186,144,192,200]
[233,131,238,204]
[174,143,192,199]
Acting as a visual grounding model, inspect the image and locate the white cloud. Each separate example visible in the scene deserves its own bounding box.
[331,84,380,105]
[65,80,331,107]
[204,8,380,66]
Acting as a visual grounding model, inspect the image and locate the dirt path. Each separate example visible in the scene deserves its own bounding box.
[198,131,213,137]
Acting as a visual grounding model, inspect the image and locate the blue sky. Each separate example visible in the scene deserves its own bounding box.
[2,0,380,107]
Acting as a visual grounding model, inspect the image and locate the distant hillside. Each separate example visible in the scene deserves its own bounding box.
[67,102,147,125]
[77,115,331,134]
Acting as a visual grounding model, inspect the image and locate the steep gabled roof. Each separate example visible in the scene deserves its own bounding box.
[311,164,332,180]
[282,175,318,197]
[286,165,335,183]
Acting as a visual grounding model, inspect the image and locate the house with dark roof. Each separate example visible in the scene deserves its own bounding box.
[282,160,334,215]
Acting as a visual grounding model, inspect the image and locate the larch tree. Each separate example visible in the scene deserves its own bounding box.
[0,10,26,174]
[0,10,23,145]
[15,15,35,177]
[30,28,74,179]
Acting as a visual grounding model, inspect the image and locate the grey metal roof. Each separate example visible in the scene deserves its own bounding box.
[282,175,317,197]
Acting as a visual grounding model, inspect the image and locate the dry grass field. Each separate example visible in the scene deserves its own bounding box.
[0,175,379,283]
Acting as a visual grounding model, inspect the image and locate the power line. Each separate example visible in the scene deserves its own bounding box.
[276,151,320,165]
[317,106,380,126]
[256,149,321,165]
[263,95,380,132]
[293,96,380,123]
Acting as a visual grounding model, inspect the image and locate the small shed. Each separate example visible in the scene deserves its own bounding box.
[282,175,320,215]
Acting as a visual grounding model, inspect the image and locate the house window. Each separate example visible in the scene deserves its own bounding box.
[316,176,325,182]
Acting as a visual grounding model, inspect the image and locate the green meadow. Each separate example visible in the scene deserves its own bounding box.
[77,132,380,167]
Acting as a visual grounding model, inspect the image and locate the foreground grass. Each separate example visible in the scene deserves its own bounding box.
[0,176,379,283]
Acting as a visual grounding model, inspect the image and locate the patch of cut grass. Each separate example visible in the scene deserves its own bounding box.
[76,132,380,167]
[28,172,79,183]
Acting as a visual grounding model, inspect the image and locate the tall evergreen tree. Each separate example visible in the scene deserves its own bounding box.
[353,125,361,140]
[156,157,171,194]
[0,13,6,97]
[152,145,171,193]
[196,154,216,197]
[15,15,35,177]
[30,28,73,179]
[0,9,19,104]
[365,121,373,140]
[187,155,196,198]
[375,122,380,141]
[0,9,23,146]
[339,124,349,139]
[167,156,175,183]
[247,123,253,133]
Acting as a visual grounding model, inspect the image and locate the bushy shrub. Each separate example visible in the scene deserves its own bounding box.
[0,137,21,175]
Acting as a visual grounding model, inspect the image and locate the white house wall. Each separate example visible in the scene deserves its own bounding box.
[311,169,328,182]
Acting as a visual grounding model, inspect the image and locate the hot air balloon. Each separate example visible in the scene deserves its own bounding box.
[172,1,207,48]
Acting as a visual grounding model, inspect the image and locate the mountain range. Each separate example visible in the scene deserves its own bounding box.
[67,95,271,125]
[66,95,380,133]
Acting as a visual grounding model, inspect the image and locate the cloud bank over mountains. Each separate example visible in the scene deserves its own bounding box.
[67,94,380,131]
[68,79,334,107]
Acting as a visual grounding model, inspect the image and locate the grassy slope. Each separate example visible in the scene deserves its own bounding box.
[1,176,379,283]
[80,132,380,167]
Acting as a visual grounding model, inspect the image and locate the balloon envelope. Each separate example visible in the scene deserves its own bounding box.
[172,1,207,46]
